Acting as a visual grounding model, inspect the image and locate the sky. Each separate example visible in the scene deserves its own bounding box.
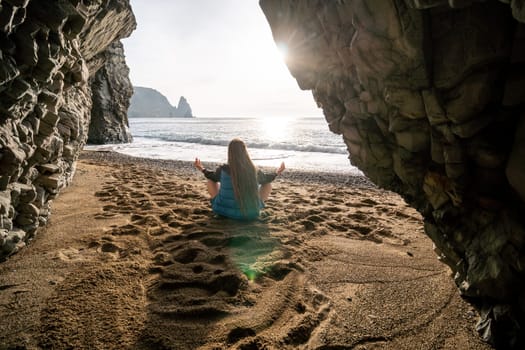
[122,0,322,118]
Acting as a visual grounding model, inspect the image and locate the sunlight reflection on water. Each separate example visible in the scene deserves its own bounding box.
[258,117,291,143]
[86,117,363,175]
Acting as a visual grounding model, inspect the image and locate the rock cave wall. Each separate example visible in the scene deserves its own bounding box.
[0,0,135,258]
[260,0,525,348]
[87,40,133,144]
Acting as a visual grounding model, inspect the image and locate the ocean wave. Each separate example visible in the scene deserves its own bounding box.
[137,135,347,154]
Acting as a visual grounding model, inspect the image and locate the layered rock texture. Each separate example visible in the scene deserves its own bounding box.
[87,40,133,144]
[0,1,135,258]
[260,0,525,348]
[128,86,194,118]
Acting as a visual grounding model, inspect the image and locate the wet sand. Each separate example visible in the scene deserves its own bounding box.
[0,151,491,349]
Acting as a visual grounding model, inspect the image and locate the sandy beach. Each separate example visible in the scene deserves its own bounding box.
[0,151,490,349]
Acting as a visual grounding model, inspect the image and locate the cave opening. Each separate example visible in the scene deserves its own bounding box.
[87,0,357,176]
[1,0,525,349]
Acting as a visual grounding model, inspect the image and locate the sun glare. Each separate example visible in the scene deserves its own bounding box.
[276,42,288,62]
[259,117,291,143]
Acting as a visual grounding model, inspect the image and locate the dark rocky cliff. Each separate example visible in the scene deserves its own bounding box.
[260,0,525,348]
[87,40,133,144]
[0,1,135,258]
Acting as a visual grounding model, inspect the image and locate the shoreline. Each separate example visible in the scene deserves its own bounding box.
[85,115,358,176]
[80,150,376,187]
[0,150,490,349]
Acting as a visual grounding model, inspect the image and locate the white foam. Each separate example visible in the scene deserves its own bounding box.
[85,137,361,175]
[85,117,363,175]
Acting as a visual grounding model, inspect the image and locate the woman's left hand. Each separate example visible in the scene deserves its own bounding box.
[276,162,286,176]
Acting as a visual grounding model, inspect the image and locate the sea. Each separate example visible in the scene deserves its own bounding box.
[86,117,362,175]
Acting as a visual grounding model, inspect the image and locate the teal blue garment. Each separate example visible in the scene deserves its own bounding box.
[211,171,262,220]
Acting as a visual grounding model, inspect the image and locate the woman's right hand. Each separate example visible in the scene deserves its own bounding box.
[194,158,204,172]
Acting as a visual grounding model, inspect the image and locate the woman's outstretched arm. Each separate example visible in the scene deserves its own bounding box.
[195,158,221,198]
[257,162,286,184]
[195,158,222,182]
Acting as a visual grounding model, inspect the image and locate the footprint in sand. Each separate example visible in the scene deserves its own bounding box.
[348,211,367,221]
[148,240,245,316]
[349,223,373,235]
[360,198,378,206]
[131,213,161,226]
[107,223,143,236]
[323,205,343,213]
[93,212,118,219]
[55,247,89,262]
[55,239,123,262]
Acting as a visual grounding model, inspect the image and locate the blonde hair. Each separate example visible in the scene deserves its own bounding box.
[228,138,259,215]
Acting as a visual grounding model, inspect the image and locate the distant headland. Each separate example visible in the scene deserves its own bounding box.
[128,86,194,118]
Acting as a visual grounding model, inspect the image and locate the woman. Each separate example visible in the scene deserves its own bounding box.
[194,138,285,220]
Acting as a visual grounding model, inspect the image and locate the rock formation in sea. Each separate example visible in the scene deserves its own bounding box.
[128,86,194,118]
[260,0,525,348]
[175,96,193,118]
[87,41,133,144]
[0,1,135,258]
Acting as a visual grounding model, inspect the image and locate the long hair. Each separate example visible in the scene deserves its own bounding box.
[228,138,259,215]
